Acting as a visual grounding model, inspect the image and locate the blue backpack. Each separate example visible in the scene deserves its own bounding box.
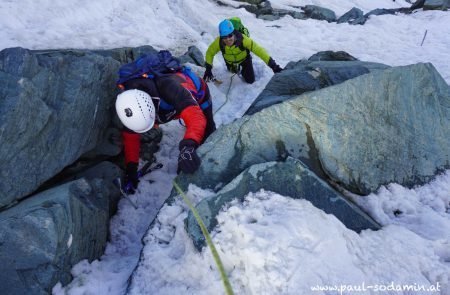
[116,50,203,104]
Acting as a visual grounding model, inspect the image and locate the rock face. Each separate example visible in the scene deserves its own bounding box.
[0,47,119,209]
[302,5,337,22]
[186,158,380,250]
[0,163,120,294]
[0,47,126,295]
[337,7,366,25]
[0,46,199,210]
[0,45,202,294]
[174,63,450,197]
[245,51,389,116]
[423,0,449,10]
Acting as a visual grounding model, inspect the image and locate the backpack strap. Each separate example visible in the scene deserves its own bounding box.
[182,67,202,92]
[181,67,205,101]
[158,98,175,110]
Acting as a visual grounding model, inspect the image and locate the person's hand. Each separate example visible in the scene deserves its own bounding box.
[177,139,201,174]
[203,63,214,82]
[124,162,139,194]
[268,57,283,73]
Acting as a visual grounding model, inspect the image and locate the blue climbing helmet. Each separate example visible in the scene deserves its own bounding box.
[219,19,234,37]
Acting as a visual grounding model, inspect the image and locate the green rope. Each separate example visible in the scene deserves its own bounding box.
[173,181,234,295]
[214,73,236,115]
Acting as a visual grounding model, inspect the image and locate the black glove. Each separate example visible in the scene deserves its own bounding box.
[177,139,201,174]
[268,57,283,73]
[203,63,214,82]
[124,162,139,194]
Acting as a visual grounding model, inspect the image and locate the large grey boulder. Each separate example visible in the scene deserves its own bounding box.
[0,47,120,209]
[365,8,398,18]
[0,45,201,294]
[302,5,337,22]
[235,0,264,4]
[307,51,358,61]
[0,164,120,295]
[245,52,389,115]
[90,45,157,64]
[0,44,205,294]
[337,7,367,25]
[424,0,449,10]
[186,158,380,250]
[410,0,426,10]
[0,45,191,209]
[180,46,206,67]
[173,63,450,196]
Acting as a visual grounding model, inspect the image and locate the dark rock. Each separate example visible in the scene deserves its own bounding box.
[302,5,337,22]
[91,45,158,63]
[246,52,388,115]
[0,47,120,209]
[178,46,205,67]
[308,50,358,61]
[337,7,367,25]
[264,9,308,20]
[0,44,195,294]
[81,127,122,160]
[257,14,281,21]
[365,8,399,18]
[213,0,230,7]
[234,0,264,4]
[0,165,120,294]
[0,45,199,209]
[187,46,205,67]
[289,11,308,20]
[256,1,273,16]
[242,5,259,14]
[423,0,450,10]
[411,0,426,10]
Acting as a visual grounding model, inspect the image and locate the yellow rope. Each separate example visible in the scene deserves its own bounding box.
[214,73,236,115]
[173,181,234,295]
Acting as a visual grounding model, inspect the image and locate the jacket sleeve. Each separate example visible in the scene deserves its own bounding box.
[180,105,207,145]
[122,130,141,164]
[205,38,221,67]
[242,36,271,64]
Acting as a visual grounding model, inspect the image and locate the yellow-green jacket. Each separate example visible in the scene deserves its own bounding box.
[205,32,271,67]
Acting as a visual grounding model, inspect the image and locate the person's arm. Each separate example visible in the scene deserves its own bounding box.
[242,36,270,64]
[119,79,157,193]
[122,130,140,165]
[180,105,206,144]
[177,106,206,174]
[121,130,141,193]
[157,75,208,174]
[157,76,207,144]
[205,37,221,67]
[242,36,282,72]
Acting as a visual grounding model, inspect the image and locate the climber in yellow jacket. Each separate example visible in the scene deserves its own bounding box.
[203,19,283,84]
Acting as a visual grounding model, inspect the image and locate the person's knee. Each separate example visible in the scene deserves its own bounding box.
[244,75,255,84]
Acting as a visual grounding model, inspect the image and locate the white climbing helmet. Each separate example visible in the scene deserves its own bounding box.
[115,89,155,133]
